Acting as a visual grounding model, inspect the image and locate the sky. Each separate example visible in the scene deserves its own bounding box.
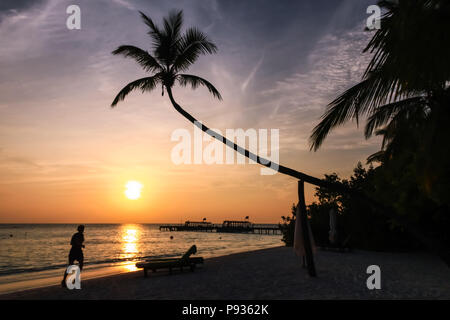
[0,0,381,223]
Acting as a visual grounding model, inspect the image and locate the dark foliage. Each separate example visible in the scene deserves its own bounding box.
[281,162,422,251]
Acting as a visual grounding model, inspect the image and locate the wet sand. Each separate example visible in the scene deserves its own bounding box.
[1,246,449,299]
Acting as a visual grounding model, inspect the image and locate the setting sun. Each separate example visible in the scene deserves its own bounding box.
[124,181,143,200]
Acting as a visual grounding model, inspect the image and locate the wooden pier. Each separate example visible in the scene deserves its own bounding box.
[159,220,281,235]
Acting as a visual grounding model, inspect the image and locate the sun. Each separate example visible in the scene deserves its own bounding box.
[124,181,143,200]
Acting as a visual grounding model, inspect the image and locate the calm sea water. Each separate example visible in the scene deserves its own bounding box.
[0,224,282,287]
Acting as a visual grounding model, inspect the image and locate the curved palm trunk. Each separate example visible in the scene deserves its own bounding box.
[167,86,320,276]
[167,87,341,189]
[166,87,450,267]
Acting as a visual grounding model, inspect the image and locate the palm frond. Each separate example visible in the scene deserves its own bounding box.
[111,75,161,107]
[309,69,406,151]
[373,128,391,150]
[366,150,386,164]
[379,104,429,151]
[364,0,450,91]
[139,11,163,48]
[163,10,183,41]
[112,45,163,73]
[177,74,222,100]
[153,10,184,67]
[172,28,217,72]
[364,96,426,138]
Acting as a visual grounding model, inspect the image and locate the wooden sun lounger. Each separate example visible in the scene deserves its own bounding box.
[135,245,203,277]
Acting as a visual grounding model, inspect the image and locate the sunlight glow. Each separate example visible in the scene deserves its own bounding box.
[122,262,138,272]
[124,181,143,200]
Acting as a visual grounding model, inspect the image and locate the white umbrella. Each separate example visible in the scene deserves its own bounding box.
[293,205,304,258]
[293,205,316,266]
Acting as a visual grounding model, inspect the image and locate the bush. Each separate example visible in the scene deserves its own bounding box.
[281,162,421,251]
[279,204,296,247]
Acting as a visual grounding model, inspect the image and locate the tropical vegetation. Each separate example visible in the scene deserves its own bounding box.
[305,0,450,263]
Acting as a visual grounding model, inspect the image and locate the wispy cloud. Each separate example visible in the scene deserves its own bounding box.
[0,0,383,221]
[255,24,375,151]
[241,52,265,92]
[111,0,135,11]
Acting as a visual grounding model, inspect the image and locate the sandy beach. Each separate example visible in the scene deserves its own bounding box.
[1,246,449,300]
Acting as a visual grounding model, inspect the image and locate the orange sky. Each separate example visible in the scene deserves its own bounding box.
[0,0,381,223]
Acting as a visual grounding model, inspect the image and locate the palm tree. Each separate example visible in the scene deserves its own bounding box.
[111,10,326,276]
[110,10,344,192]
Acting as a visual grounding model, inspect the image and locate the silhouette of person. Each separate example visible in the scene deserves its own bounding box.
[62,225,85,287]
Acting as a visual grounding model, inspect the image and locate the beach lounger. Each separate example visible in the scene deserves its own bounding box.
[135,245,203,277]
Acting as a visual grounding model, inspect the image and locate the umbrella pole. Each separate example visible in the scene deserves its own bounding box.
[298,180,317,277]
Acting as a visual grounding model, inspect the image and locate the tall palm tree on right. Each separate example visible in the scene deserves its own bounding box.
[309,0,450,265]
[309,0,450,152]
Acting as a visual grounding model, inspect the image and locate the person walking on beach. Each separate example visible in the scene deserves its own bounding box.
[61,225,85,287]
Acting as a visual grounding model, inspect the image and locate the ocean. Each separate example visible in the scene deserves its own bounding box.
[0,224,282,293]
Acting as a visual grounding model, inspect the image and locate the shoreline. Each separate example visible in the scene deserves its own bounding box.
[0,262,140,296]
[0,242,283,295]
[0,224,283,295]
[1,246,449,300]
[0,245,283,296]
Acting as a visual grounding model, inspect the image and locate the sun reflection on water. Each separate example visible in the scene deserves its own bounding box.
[122,262,138,272]
[120,225,140,272]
